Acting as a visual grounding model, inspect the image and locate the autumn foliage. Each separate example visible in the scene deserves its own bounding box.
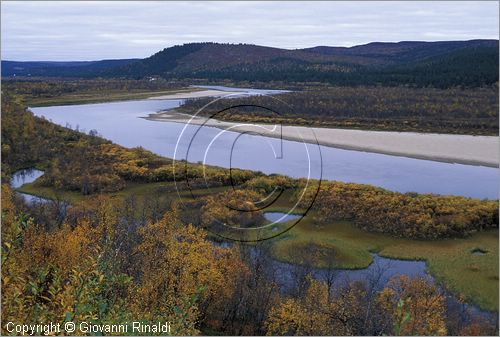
[299,180,499,239]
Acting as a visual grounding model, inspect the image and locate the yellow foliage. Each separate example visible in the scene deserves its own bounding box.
[377,275,447,335]
[134,210,246,335]
[265,278,332,335]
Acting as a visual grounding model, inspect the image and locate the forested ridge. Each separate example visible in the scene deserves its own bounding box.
[3,40,498,88]
[1,59,138,78]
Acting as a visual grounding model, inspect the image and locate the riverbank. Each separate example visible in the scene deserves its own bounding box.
[146,111,499,168]
[147,89,242,100]
[24,87,207,107]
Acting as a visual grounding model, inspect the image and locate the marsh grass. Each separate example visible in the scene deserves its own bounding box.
[268,210,498,311]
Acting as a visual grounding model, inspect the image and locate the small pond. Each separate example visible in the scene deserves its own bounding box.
[471,248,488,256]
[270,252,429,292]
[10,168,44,188]
[211,239,496,320]
[10,169,48,204]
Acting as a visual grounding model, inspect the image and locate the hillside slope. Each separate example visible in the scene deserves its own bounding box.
[2,59,138,77]
[2,40,498,87]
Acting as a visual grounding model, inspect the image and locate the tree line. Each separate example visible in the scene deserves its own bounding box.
[298,179,498,239]
[178,85,499,135]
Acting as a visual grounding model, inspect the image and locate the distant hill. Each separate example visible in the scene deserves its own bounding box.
[303,40,498,62]
[2,40,498,88]
[1,59,138,77]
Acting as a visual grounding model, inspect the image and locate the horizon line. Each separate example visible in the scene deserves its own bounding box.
[3,38,498,63]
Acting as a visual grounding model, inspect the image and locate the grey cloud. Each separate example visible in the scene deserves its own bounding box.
[1,1,498,61]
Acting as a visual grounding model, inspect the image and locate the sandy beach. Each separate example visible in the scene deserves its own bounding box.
[146,111,499,167]
[148,89,242,100]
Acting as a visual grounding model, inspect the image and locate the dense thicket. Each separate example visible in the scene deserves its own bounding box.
[193,177,499,239]
[3,184,497,335]
[298,180,499,239]
[180,175,499,240]
[177,86,499,135]
[1,186,251,335]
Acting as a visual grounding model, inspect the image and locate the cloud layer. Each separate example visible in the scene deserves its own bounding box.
[2,1,498,61]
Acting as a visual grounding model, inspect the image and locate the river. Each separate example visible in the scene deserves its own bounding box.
[29,86,498,199]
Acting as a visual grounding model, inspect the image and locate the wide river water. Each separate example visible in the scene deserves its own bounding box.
[29,86,498,199]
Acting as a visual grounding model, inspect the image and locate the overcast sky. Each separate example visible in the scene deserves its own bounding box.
[1,1,498,61]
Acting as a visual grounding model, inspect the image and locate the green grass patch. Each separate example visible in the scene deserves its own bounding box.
[18,180,173,203]
[268,213,388,269]
[18,179,232,206]
[17,182,87,204]
[379,231,498,312]
[267,212,498,312]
